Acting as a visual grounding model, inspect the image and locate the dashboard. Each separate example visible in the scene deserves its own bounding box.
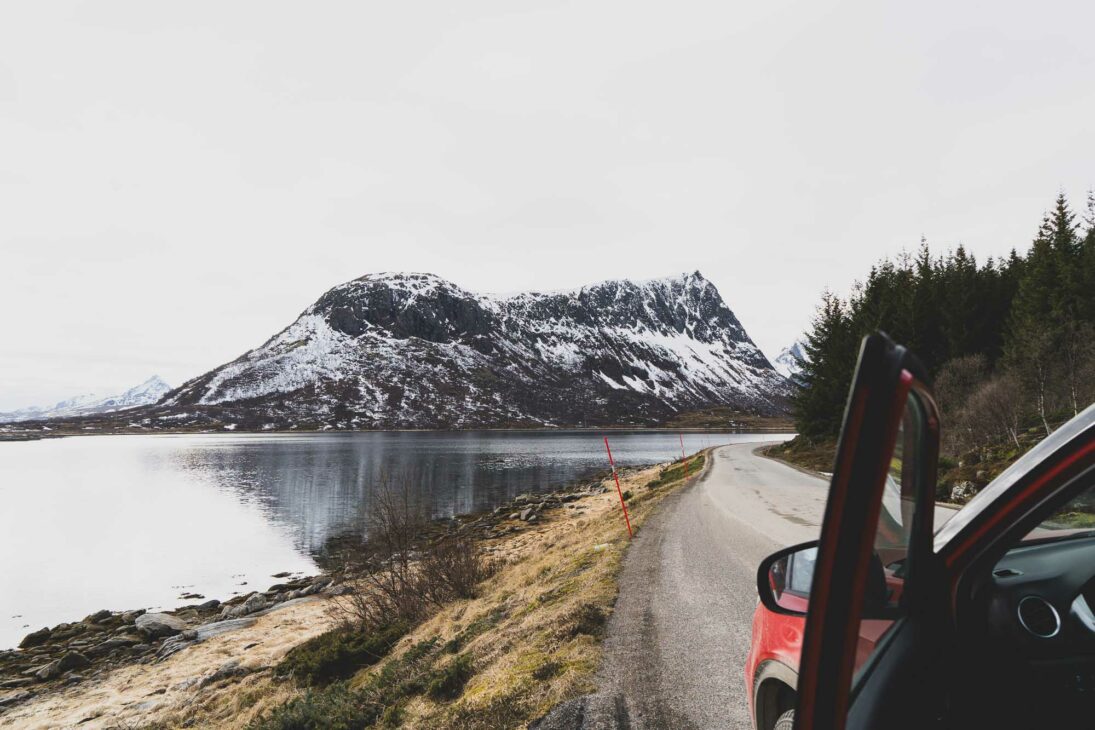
[986,536,1095,712]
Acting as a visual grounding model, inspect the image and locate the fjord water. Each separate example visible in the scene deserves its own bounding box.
[0,430,788,648]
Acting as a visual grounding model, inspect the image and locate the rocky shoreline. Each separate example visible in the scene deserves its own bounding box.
[0,475,620,719]
[0,573,347,712]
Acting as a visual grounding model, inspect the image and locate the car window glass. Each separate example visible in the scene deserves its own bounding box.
[1026,482,1095,541]
[852,392,925,684]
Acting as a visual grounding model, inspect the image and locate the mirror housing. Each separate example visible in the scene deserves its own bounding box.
[757,540,819,616]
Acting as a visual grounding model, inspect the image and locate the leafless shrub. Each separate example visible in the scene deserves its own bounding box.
[331,479,430,629]
[958,373,1025,449]
[419,534,498,605]
[935,355,988,416]
[935,355,990,453]
[329,477,497,631]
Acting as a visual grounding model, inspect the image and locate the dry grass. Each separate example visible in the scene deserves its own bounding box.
[764,436,835,474]
[338,459,698,729]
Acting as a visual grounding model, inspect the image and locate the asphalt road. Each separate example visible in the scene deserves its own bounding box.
[593,442,824,729]
[533,442,827,729]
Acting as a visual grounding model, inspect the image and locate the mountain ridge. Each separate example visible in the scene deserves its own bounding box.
[147,271,789,429]
[0,376,172,423]
[772,338,808,379]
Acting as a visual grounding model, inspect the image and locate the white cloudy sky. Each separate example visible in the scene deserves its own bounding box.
[2,1,1094,410]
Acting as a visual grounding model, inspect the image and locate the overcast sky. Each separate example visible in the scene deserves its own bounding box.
[2,1,1094,410]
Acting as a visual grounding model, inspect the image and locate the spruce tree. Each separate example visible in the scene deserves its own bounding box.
[1006,209,1064,433]
[910,239,945,370]
[794,291,857,440]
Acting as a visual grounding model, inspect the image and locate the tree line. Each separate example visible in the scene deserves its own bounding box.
[794,192,1095,454]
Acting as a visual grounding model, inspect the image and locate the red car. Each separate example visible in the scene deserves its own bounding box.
[745,333,1095,730]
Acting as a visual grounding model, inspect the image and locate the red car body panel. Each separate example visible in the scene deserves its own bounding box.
[746,600,803,722]
[745,599,894,727]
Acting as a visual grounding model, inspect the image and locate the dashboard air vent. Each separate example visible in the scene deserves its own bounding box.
[1017,596,1060,638]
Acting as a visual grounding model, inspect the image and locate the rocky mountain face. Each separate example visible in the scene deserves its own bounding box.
[148,272,790,429]
[0,376,171,423]
[772,339,808,380]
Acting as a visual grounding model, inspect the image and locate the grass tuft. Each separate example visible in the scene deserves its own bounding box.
[426,654,475,701]
[275,622,407,687]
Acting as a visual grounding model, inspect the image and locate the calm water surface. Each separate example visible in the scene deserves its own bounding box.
[0,430,790,648]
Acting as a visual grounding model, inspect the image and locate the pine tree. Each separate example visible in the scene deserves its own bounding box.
[1047,192,1082,320]
[794,291,858,440]
[1006,207,1065,433]
[1079,191,1095,323]
[910,239,945,370]
[940,245,980,360]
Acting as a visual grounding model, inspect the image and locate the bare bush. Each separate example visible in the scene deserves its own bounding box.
[936,355,989,452]
[959,373,1025,449]
[331,479,430,629]
[1061,320,1095,417]
[935,355,988,417]
[330,478,497,631]
[419,534,498,605]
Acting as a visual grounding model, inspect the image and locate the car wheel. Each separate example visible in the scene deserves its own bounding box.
[774,708,795,730]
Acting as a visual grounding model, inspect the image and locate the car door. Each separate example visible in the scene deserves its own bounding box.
[793,333,944,730]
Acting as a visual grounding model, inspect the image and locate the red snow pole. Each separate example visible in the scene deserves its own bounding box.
[679,433,689,479]
[603,436,633,538]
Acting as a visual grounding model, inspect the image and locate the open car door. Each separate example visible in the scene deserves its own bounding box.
[794,333,944,730]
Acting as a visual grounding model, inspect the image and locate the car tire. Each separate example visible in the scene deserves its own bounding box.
[774,708,795,730]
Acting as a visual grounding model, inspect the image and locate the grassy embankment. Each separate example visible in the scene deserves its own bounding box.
[135,454,705,730]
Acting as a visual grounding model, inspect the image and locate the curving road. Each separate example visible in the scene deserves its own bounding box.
[535,440,962,730]
[534,442,828,729]
[592,442,824,729]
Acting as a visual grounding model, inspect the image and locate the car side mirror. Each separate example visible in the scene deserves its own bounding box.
[757,540,818,616]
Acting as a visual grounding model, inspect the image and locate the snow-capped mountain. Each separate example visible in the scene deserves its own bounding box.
[0,376,172,423]
[772,338,808,380]
[152,271,790,429]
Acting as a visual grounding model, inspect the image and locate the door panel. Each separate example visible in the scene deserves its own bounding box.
[794,333,940,730]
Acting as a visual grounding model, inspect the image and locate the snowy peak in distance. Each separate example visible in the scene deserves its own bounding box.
[154,270,792,429]
[772,338,808,379]
[0,376,172,423]
[107,376,173,409]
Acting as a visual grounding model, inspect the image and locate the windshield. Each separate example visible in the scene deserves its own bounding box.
[1026,482,1095,541]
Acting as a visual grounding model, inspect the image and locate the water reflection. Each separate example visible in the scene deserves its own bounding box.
[0,430,789,648]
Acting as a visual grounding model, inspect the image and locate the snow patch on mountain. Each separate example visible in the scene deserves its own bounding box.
[0,376,172,423]
[772,338,808,379]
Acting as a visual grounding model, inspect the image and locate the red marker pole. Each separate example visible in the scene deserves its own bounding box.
[679,433,689,479]
[603,437,633,538]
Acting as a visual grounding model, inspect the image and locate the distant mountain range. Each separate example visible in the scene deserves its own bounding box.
[4,272,793,431]
[139,271,789,430]
[0,376,171,423]
[772,338,808,379]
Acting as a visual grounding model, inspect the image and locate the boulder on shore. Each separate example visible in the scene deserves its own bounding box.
[219,592,268,620]
[57,651,90,673]
[18,627,51,649]
[135,613,187,638]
